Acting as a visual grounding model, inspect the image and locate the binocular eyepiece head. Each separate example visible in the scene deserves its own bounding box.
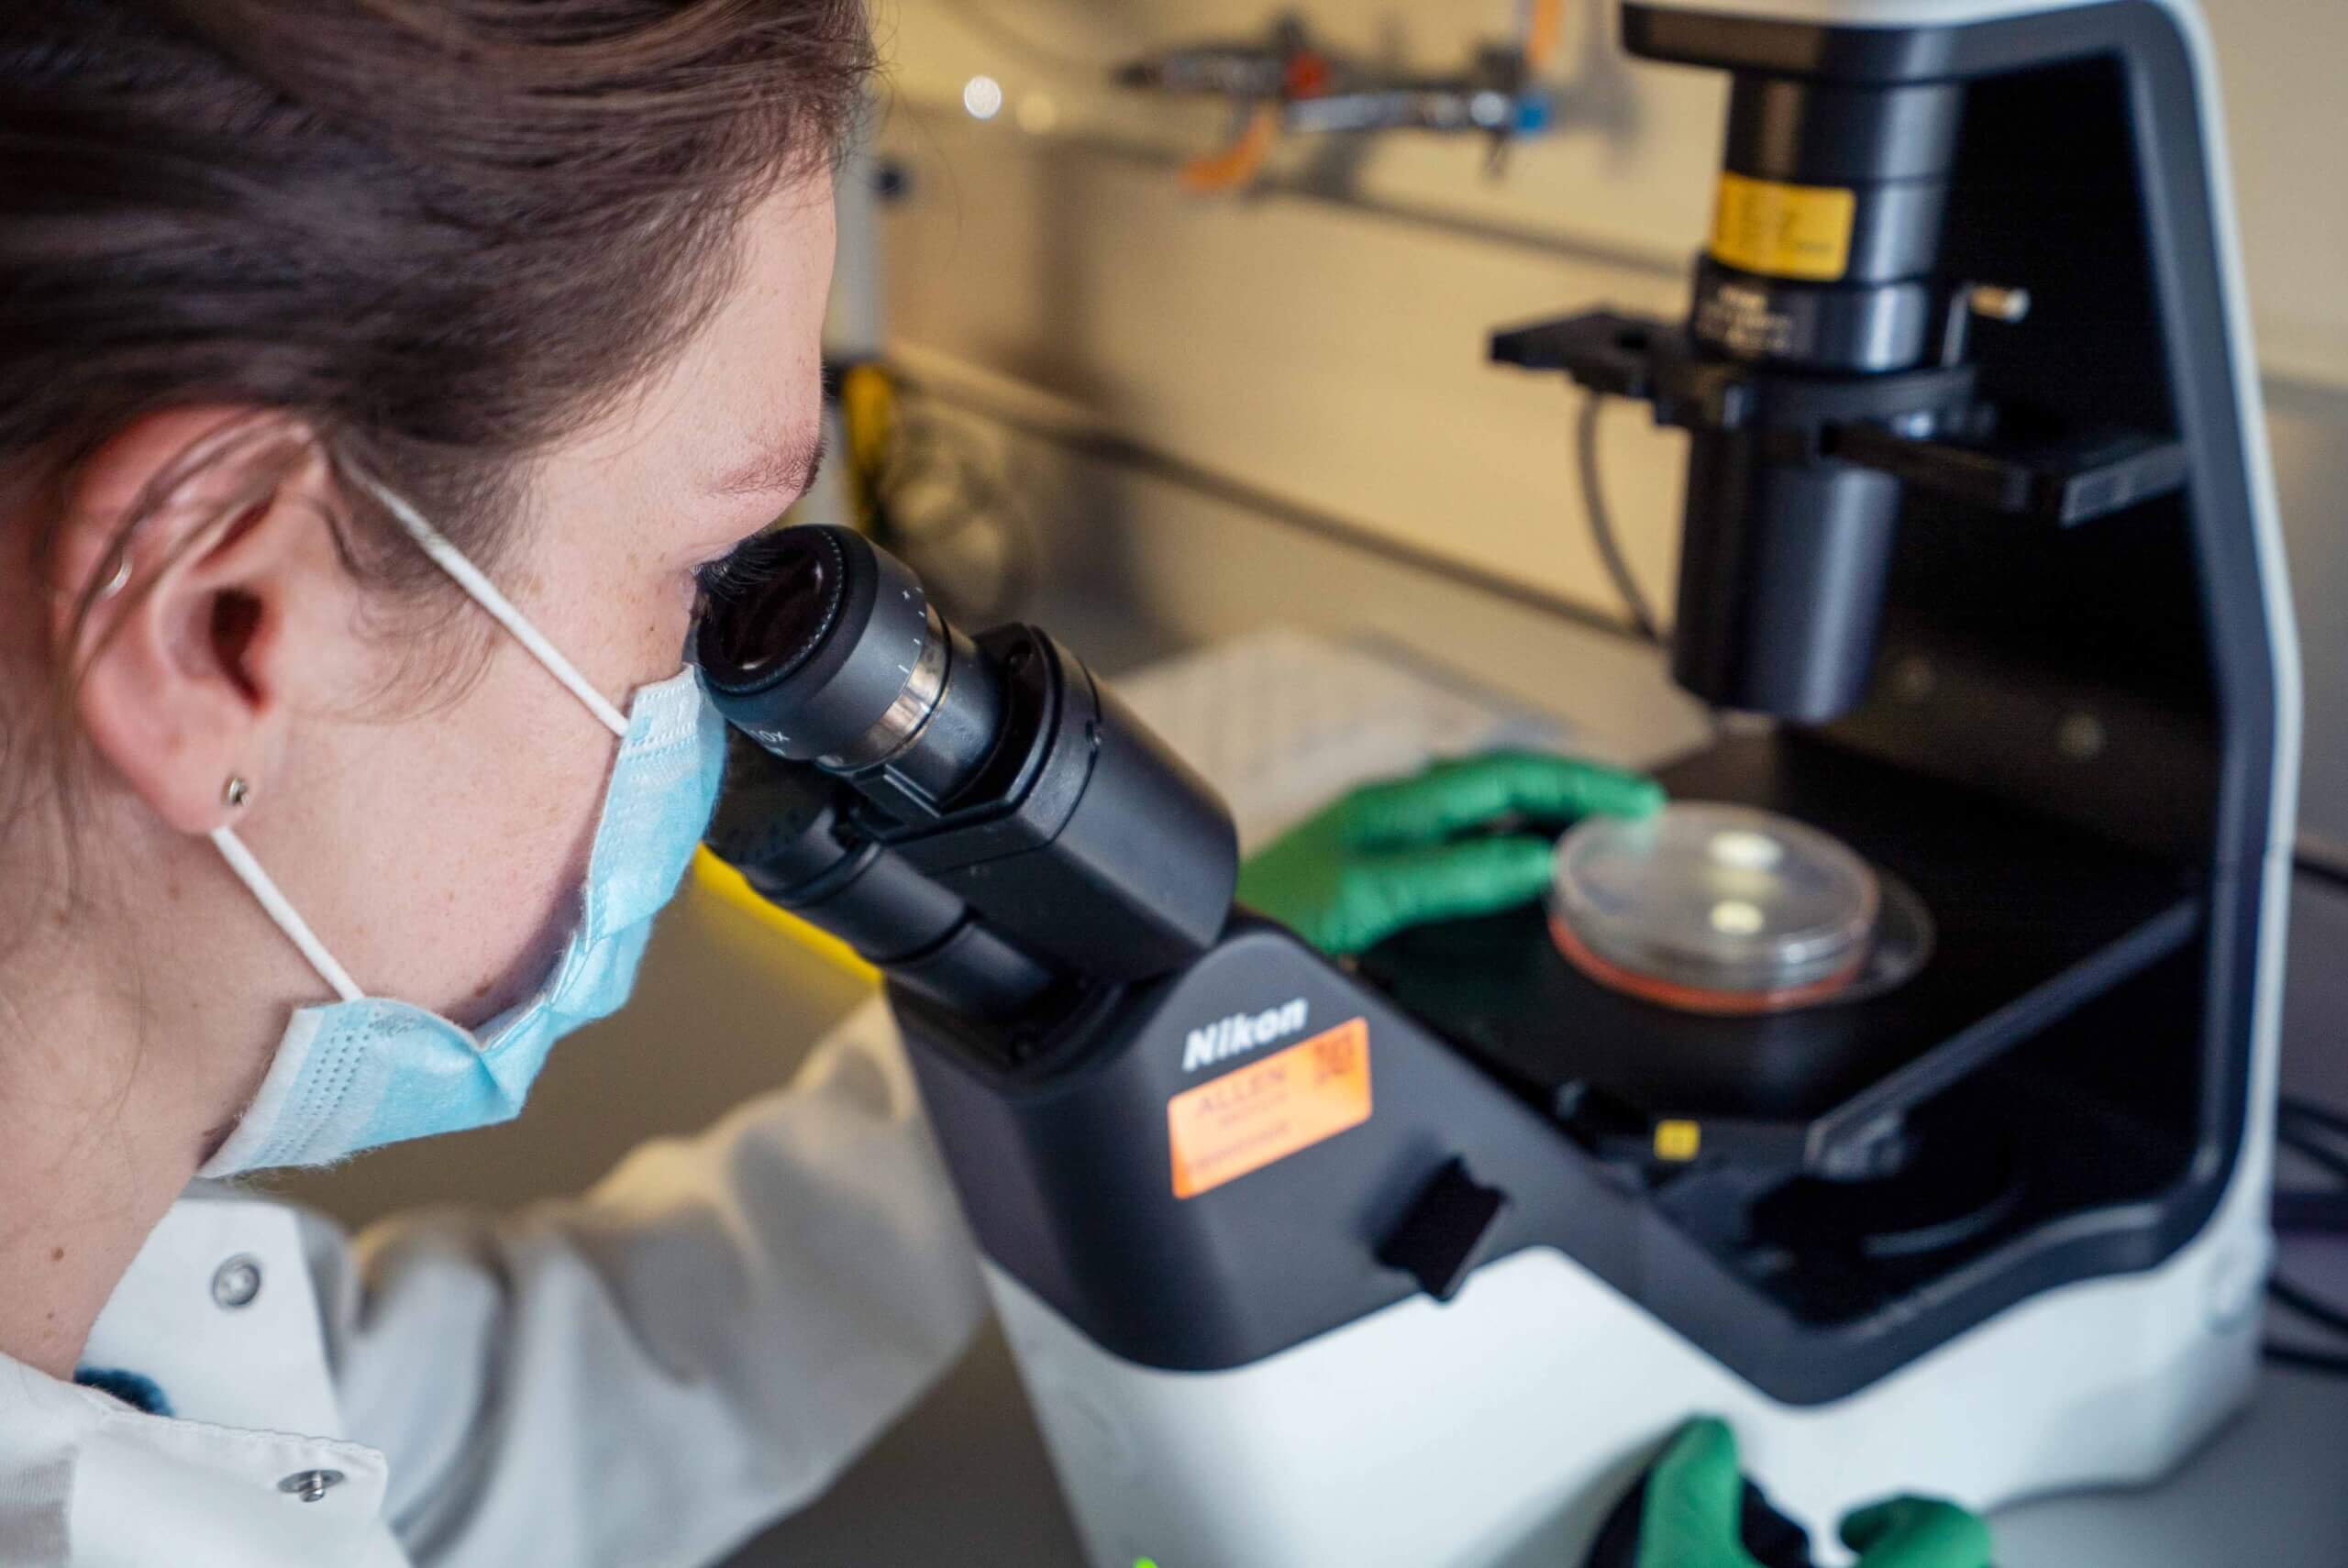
[696,524,1239,1006]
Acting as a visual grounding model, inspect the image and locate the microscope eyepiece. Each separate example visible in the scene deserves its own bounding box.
[696,527,849,686]
[696,525,1008,812]
[701,525,1239,1006]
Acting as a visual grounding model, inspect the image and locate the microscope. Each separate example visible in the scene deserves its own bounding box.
[700,1,2298,1562]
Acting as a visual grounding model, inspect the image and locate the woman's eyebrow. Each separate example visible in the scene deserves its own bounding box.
[708,424,828,499]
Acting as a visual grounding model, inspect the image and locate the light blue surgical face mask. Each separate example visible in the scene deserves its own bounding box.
[197,481,726,1176]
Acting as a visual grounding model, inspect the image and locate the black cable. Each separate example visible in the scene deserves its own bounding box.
[2263,1091,2348,1357]
[2279,1126,2348,1182]
[2270,1275,2348,1339]
[2275,1187,2348,1234]
[2265,1342,2348,1377]
[1574,391,1663,646]
[2277,1112,2348,1185]
[2281,1093,2348,1141]
[2295,831,2348,895]
[2274,1097,2348,1228]
[2264,1265,2348,1380]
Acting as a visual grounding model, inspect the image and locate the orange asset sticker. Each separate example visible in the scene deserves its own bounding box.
[1168,1017,1372,1199]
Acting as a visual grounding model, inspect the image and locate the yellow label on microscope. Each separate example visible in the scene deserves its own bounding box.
[1709,171,1857,282]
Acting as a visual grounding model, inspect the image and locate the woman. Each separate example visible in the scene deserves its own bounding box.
[0,5,984,1564]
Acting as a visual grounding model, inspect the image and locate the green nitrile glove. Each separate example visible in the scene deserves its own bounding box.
[1837,1498,1994,1566]
[1636,1419,1992,1568]
[1235,750,1664,956]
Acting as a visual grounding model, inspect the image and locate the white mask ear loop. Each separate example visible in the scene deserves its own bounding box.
[357,478,630,742]
[211,824,363,1003]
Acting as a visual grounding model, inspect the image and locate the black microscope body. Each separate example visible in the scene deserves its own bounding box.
[700,0,2288,1524]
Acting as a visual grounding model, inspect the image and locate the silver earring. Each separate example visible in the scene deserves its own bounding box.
[223,776,251,811]
[96,555,131,600]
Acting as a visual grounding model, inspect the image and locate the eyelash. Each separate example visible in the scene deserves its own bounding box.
[692,529,790,606]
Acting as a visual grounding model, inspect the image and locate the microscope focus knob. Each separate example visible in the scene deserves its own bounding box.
[1376,1157,1510,1303]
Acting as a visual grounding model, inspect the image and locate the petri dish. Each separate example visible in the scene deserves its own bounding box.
[1548,802,1882,1015]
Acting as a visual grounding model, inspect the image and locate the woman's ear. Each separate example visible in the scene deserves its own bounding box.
[51,410,354,836]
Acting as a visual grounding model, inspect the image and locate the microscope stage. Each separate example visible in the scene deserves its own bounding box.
[1359,731,2200,1170]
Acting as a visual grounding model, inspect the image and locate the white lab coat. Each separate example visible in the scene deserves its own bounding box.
[0,1000,984,1568]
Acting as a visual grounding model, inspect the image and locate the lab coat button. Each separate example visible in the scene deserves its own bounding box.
[211,1254,263,1309]
[278,1469,345,1502]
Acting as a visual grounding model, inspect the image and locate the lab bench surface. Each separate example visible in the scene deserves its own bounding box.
[729,874,2348,1568]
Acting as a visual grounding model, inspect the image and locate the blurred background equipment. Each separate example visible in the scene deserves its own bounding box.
[1114,0,1569,187]
[834,361,1040,624]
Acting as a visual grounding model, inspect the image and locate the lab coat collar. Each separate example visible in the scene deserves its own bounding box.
[81,1184,347,1434]
[0,1189,399,1567]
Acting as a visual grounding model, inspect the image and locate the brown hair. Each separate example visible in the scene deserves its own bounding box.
[1,0,871,626]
